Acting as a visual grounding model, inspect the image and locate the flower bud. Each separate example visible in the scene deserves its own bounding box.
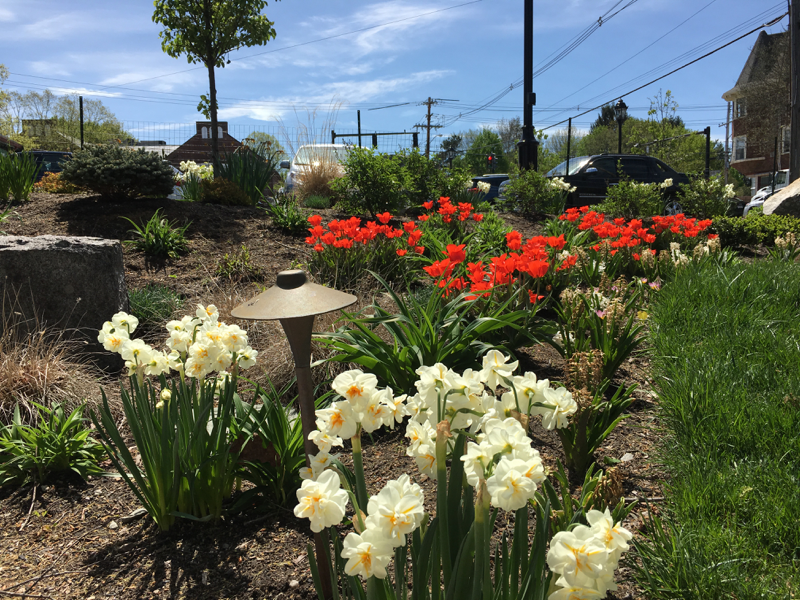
[160,389,171,403]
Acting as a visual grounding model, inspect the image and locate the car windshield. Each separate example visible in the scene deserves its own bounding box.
[294,146,348,165]
[546,156,590,177]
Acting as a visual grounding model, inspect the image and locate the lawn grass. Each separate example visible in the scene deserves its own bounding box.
[632,260,800,599]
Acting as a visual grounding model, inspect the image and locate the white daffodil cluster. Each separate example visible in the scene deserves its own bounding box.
[405,350,576,488]
[659,178,674,189]
[341,474,425,580]
[177,160,214,181]
[550,177,577,193]
[476,181,491,194]
[300,370,409,481]
[97,306,258,381]
[546,508,633,599]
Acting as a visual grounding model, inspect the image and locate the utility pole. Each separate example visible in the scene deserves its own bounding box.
[357,110,362,148]
[79,95,84,149]
[415,97,444,158]
[519,0,538,171]
[791,0,800,181]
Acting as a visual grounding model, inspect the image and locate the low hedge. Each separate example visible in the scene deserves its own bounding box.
[710,214,800,247]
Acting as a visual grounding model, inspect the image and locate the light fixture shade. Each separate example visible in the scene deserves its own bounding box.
[231,269,356,321]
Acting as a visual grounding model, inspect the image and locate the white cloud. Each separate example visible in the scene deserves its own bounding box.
[48,86,123,99]
[0,7,15,22]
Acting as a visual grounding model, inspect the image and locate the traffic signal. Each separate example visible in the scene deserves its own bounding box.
[487,153,495,173]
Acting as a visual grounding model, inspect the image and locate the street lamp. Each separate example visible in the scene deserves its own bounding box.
[614,98,628,154]
[232,269,356,600]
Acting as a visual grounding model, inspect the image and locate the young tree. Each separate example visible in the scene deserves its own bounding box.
[152,0,279,172]
[463,129,507,175]
[243,131,287,160]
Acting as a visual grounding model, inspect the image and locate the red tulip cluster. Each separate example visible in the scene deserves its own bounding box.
[421,196,484,224]
[305,214,425,255]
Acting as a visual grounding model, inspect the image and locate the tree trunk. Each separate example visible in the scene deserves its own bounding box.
[208,61,219,176]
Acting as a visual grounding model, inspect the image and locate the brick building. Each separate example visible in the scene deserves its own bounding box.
[167,121,242,166]
[722,31,790,194]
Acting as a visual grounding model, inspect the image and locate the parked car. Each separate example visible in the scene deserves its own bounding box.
[546,154,690,214]
[742,170,789,217]
[279,144,349,195]
[470,174,509,203]
[21,150,72,181]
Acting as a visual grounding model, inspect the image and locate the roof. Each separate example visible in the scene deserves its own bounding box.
[723,31,788,101]
[0,135,23,152]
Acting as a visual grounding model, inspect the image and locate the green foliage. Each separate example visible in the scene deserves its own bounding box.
[200,177,251,206]
[92,375,253,531]
[215,244,262,280]
[303,194,331,209]
[128,284,184,332]
[471,209,511,255]
[122,208,190,259]
[317,272,530,395]
[60,146,175,200]
[0,151,38,202]
[177,172,204,202]
[330,146,410,216]
[33,171,84,194]
[463,128,508,176]
[230,379,311,507]
[710,214,800,247]
[632,260,800,597]
[0,402,105,486]
[263,194,308,235]
[500,168,563,216]
[215,143,281,206]
[676,176,733,218]
[597,176,663,219]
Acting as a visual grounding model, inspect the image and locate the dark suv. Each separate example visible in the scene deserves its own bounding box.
[546,154,690,214]
[470,174,509,203]
[22,150,72,181]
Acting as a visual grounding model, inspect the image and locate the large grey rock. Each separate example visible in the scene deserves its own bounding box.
[0,236,128,370]
[763,178,800,217]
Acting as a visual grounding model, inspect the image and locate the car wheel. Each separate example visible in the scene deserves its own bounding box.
[663,198,683,216]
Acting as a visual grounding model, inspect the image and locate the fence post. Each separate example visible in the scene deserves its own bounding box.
[372,134,378,148]
[704,126,710,180]
[331,130,336,144]
[79,96,84,149]
[412,132,419,148]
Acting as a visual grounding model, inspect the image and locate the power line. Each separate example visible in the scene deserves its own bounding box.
[538,12,788,133]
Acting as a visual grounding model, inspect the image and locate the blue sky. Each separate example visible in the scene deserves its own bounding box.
[0,0,788,153]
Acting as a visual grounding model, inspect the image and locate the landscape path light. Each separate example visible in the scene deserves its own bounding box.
[232,268,356,599]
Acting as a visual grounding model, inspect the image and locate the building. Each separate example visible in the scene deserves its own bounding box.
[166,121,242,167]
[722,30,790,194]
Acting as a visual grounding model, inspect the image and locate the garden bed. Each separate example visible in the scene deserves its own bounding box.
[1,192,670,599]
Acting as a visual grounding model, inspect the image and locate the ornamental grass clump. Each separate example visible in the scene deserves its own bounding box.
[294,350,633,600]
[91,307,259,531]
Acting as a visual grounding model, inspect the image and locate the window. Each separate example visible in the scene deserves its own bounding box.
[781,126,791,154]
[201,127,208,139]
[587,158,617,178]
[735,98,747,118]
[619,158,650,179]
[733,136,747,161]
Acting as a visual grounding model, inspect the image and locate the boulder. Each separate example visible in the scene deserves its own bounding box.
[0,236,128,370]
[763,178,800,217]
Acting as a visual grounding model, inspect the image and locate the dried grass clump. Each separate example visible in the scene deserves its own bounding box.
[297,160,342,201]
[0,322,101,426]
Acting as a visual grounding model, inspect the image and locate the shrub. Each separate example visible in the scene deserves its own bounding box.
[0,402,105,486]
[128,284,184,333]
[500,168,569,216]
[396,147,443,206]
[710,214,800,247]
[296,159,341,201]
[177,173,204,202]
[330,146,411,216]
[597,178,663,219]
[215,244,262,280]
[33,171,84,194]
[0,151,38,202]
[303,194,331,209]
[121,208,190,259]
[60,145,175,200]
[215,143,281,206]
[264,194,308,235]
[200,177,251,206]
[676,176,735,218]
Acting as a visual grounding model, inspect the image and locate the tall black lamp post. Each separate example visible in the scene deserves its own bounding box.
[614,98,628,154]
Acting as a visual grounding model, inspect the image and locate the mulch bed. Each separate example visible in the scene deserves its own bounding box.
[0,193,665,599]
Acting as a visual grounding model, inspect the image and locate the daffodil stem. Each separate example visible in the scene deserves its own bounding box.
[435,421,451,589]
[351,431,368,512]
[472,481,490,600]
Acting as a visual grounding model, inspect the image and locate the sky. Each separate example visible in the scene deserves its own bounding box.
[0,0,789,155]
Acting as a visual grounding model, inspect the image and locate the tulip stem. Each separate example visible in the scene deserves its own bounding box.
[351,431,369,512]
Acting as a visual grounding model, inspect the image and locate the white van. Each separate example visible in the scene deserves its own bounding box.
[279,144,349,194]
[743,169,789,216]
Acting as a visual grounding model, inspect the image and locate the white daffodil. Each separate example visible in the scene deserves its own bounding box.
[534,387,577,430]
[308,430,344,454]
[404,419,435,456]
[143,351,170,377]
[196,304,219,322]
[361,393,392,434]
[547,585,607,600]
[411,442,437,478]
[341,529,395,580]
[294,470,349,533]
[479,349,519,391]
[98,329,128,353]
[221,324,249,353]
[237,346,258,370]
[120,339,154,366]
[587,508,632,563]
[479,417,530,457]
[332,370,378,413]
[486,457,537,511]
[461,441,494,487]
[547,525,610,588]
[300,451,334,481]
[365,476,425,546]
[111,311,139,335]
[316,401,358,440]
[380,389,409,429]
[166,329,193,354]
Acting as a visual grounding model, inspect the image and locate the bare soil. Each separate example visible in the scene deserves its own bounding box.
[0,192,664,599]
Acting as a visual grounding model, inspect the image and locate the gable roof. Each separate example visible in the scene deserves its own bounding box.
[723,30,789,101]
